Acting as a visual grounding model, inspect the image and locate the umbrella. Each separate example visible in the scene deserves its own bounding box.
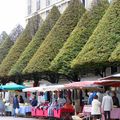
[2,83,26,90]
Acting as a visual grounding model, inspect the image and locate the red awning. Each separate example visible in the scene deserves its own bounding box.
[95,80,120,87]
[99,73,120,80]
[64,81,101,90]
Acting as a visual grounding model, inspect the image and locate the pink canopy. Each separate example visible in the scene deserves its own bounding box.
[64,79,120,90]
[64,81,100,89]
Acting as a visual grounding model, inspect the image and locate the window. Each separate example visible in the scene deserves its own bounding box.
[46,10,50,16]
[111,66,117,74]
[28,0,32,15]
[36,0,40,10]
[108,0,112,3]
[46,0,50,7]
[82,0,85,6]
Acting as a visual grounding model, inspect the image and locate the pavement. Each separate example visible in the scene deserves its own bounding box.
[0,116,45,120]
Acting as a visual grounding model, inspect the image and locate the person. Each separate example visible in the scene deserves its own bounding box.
[97,91,103,103]
[112,91,119,107]
[102,91,113,120]
[0,95,5,116]
[48,99,59,117]
[57,93,66,107]
[13,95,19,117]
[31,96,38,107]
[91,95,101,120]
[63,96,73,109]
[88,92,97,105]
[37,92,45,105]
[19,95,24,104]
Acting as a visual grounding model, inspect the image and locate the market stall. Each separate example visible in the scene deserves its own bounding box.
[83,105,120,120]
[1,82,32,116]
[23,84,74,120]
[64,79,120,120]
[5,103,31,116]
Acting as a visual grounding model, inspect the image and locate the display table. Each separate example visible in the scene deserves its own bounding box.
[83,105,120,119]
[31,107,74,119]
[5,105,12,112]
[54,108,75,119]
[19,105,31,115]
[5,104,31,116]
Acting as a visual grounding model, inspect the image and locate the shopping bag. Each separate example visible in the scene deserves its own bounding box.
[15,108,19,114]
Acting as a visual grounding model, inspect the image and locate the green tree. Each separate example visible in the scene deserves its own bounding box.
[0,15,42,77]
[0,37,14,64]
[71,0,120,70]
[49,0,109,76]
[23,0,85,74]
[9,6,60,76]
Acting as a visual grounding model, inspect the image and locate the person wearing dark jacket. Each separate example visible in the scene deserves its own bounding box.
[13,95,19,117]
[19,95,24,104]
[31,96,38,107]
[112,92,119,107]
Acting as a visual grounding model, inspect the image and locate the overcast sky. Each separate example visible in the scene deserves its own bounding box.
[0,0,26,34]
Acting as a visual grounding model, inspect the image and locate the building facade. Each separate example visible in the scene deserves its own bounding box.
[26,0,95,20]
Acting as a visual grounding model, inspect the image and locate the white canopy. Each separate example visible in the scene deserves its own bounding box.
[22,84,65,92]
[37,85,65,92]
[22,86,44,92]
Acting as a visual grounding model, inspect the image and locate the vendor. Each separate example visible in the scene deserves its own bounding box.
[31,96,38,107]
[112,91,119,107]
[19,95,24,104]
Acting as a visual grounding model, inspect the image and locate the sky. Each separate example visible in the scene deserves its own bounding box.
[0,0,26,34]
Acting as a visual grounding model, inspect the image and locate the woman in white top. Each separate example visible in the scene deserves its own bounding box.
[91,95,101,120]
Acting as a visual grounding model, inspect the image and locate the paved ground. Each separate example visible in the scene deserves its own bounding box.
[0,116,48,120]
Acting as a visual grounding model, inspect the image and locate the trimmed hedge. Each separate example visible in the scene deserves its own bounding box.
[23,0,85,74]
[9,6,60,76]
[0,37,14,64]
[49,0,109,75]
[0,15,42,77]
[71,0,120,69]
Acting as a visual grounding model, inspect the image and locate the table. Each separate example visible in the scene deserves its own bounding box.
[54,108,74,119]
[31,107,74,119]
[19,105,31,115]
[5,105,31,116]
[83,105,120,119]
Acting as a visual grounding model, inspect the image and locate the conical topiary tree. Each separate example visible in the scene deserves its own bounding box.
[0,31,8,44]
[71,0,120,70]
[49,0,109,76]
[0,25,24,64]
[9,24,23,42]
[0,37,14,64]
[0,15,42,77]
[9,6,60,76]
[23,0,85,74]
[109,42,120,63]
